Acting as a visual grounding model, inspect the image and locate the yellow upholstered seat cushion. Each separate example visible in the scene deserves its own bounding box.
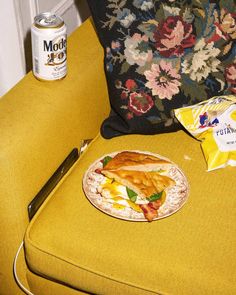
[24,131,236,294]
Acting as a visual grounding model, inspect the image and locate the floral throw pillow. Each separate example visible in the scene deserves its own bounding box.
[87,0,236,139]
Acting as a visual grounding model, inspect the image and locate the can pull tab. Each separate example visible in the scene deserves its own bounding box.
[44,15,57,24]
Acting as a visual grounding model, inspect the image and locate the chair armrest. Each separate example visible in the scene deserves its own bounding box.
[0,18,109,295]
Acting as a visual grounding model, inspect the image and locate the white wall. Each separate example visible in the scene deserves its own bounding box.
[0,0,90,97]
[0,0,25,96]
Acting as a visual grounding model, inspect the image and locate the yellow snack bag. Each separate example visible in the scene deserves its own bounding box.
[174,95,236,171]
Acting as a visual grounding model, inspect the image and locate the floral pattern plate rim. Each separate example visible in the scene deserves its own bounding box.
[82,150,190,222]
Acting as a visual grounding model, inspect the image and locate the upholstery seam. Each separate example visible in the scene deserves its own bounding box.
[25,239,164,295]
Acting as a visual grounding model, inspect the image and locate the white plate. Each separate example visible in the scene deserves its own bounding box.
[82,150,189,222]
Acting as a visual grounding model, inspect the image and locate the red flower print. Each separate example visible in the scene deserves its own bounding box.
[121,90,128,99]
[126,112,134,120]
[226,63,236,84]
[125,79,137,91]
[226,63,236,93]
[208,9,236,42]
[154,16,196,57]
[128,92,154,116]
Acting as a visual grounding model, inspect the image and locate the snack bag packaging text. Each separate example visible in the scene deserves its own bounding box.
[174,95,236,171]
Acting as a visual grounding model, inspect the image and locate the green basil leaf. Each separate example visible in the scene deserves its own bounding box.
[147,191,163,202]
[103,156,113,167]
[126,187,138,202]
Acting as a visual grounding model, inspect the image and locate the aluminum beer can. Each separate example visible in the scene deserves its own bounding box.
[31,12,67,81]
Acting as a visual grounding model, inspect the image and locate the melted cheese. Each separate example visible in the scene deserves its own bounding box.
[98,178,147,212]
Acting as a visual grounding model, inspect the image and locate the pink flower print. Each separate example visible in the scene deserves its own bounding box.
[154,16,196,57]
[124,33,153,66]
[128,92,154,115]
[111,40,121,51]
[144,60,181,100]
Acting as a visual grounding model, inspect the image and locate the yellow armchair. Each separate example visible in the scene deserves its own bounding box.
[0,19,109,295]
[0,18,236,295]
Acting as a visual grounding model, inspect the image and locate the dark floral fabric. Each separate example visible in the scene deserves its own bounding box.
[87,0,236,138]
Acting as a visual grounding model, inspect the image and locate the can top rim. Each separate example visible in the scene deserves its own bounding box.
[34,12,64,28]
